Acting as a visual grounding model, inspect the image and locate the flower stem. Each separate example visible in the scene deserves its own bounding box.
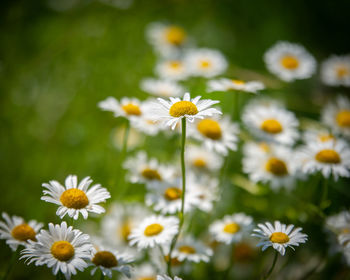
[116,120,130,199]
[100,271,105,280]
[2,247,20,280]
[121,120,130,159]
[222,243,235,279]
[263,251,279,280]
[320,178,329,209]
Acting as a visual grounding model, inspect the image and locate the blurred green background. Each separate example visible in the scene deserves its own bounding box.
[1,0,350,279]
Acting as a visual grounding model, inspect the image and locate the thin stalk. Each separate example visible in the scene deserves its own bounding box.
[232,92,239,121]
[2,247,20,280]
[263,251,279,280]
[320,179,329,209]
[121,120,130,160]
[100,271,105,280]
[116,120,130,199]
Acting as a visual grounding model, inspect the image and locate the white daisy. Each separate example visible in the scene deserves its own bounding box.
[189,116,239,155]
[242,141,272,159]
[157,275,182,280]
[130,115,164,136]
[155,59,190,81]
[151,92,222,130]
[186,145,223,172]
[41,175,111,220]
[0,212,43,251]
[123,151,175,184]
[321,55,350,87]
[252,221,308,255]
[296,139,350,180]
[140,78,185,98]
[123,263,157,280]
[20,222,93,280]
[242,100,299,145]
[326,211,350,234]
[322,95,350,138]
[302,128,336,144]
[190,176,219,213]
[128,215,179,250]
[210,213,254,245]
[264,41,316,82]
[184,48,228,78]
[207,78,265,94]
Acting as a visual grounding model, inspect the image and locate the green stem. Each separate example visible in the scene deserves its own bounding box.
[222,243,235,279]
[121,120,130,159]
[263,251,279,280]
[2,247,20,280]
[116,120,130,199]
[100,271,105,280]
[320,179,329,209]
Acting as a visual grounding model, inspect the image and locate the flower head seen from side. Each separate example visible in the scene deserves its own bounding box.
[0,212,43,251]
[210,213,254,245]
[190,176,219,213]
[157,275,183,280]
[207,78,265,94]
[41,175,111,220]
[140,78,185,98]
[152,92,222,130]
[264,41,316,82]
[128,215,179,250]
[122,263,157,280]
[252,221,308,255]
[321,55,350,87]
[186,145,223,173]
[302,128,336,144]
[155,59,190,81]
[20,222,93,280]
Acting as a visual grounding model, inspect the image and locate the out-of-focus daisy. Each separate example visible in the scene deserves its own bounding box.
[186,145,223,172]
[326,211,350,234]
[157,275,182,280]
[189,116,239,155]
[155,59,190,81]
[252,221,308,255]
[242,141,272,159]
[264,41,316,82]
[41,175,111,220]
[210,213,254,245]
[184,48,228,78]
[128,215,179,250]
[243,143,298,191]
[242,100,299,145]
[140,78,185,98]
[130,115,164,136]
[123,151,174,184]
[296,139,350,180]
[322,95,350,138]
[190,176,219,213]
[207,78,265,94]
[151,92,222,130]
[0,212,43,251]
[21,222,93,280]
[321,55,350,87]
[90,246,133,278]
[122,263,157,280]
[302,128,336,144]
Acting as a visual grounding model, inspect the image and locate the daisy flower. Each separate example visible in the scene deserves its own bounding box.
[20,222,93,280]
[122,263,157,280]
[140,78,185,98]
[186,145,223,172]
[321,55,350,87]
[41,175,111,220]
[151,92,222,130]
[0,212,43,251]
[130,115,164,136]
[157,275,182,280]
[190,176,219,213]
[155,59,190,81]
[184,48,228,78]
[210,213,254,245]
[128,215,179,250]
[242,100,299,145]
[322,95,350,138]
[326,211,350,234]
[302,128,336,144]
[296,139,350,180]
[207,78,265,94]
[189,116,239,155]
[264,41,316,82]
[252,221,308,255]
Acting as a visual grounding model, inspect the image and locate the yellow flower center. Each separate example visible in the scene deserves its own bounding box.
[315,149,341,164]
[269,232,290,244]
[164,255,182,266]
[336,110,350,128]
[144,223,164,236]
[60,189,89,209]
[141,168,162,181]
[280,55,299,70]
[169,101,198,117]
[223,222,240,234]
[193,158,207,168]
[318,133,335,142]
[265,157,288,176]
[232,79,245,85]
[51,241,75,261]
[120,221,131,242]
[92,251,118,268]
[139,277,156,280]
[261,119,283,134]
[169,60,182,70]
[259,142,270,152]
[199,60,212,69]
[336,66,349,78]
[11,224,36,242]
[165,26,186,45]
[122,103,142,116]
[178,245,196,254]
[164,187,182,201]
[197,119,222,140]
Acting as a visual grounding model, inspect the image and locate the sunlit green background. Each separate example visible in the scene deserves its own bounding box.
[1,0,350,279]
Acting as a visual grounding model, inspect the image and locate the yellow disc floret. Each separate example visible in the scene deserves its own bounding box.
[232,79,245,85]
[261,119,283,134]
[122,103,142,116]
[315,149,341,164]
[280,55,299,70]
[336,110,350,128]
[60,189,89,209]
[164,187,182,201]
[92,251,118,268]
[11,224,36,242]
[141,168,162,181]
[223,223,240,234]
[193,158,207,168]
[197,119,222,140]
[169,101,198,117]
[178,245,196,254]
[336,66,349,78]
[51,241,75,261]
[169,60,182,70]
[199,60,211,69]
[269,232,290,244]
[120,221,131,242]
[144,223,164,236]
[165,26,186,45]
[265,157,288,176]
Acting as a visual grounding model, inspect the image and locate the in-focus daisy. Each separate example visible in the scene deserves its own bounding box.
[21,222,93,280]
[207,78,265,94]
[128,215,179,250]
[242,100,299,145]
[0,212,43,251]
[321,55,350,87]
[322,95,350,138]
[151,92,222,130]
[184,48,228,78]
[264,41,316,82]
[210,213,254,245]
[157,275,182,280]
[186,145,223,172]
[190,176,219,213]
[90,246,133,278]
[252,221,308,255]
[189,116,239,155]
[140,78,185,98]
[296,139,350,180]
[155,59,190,81]
[41,175,111,220]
